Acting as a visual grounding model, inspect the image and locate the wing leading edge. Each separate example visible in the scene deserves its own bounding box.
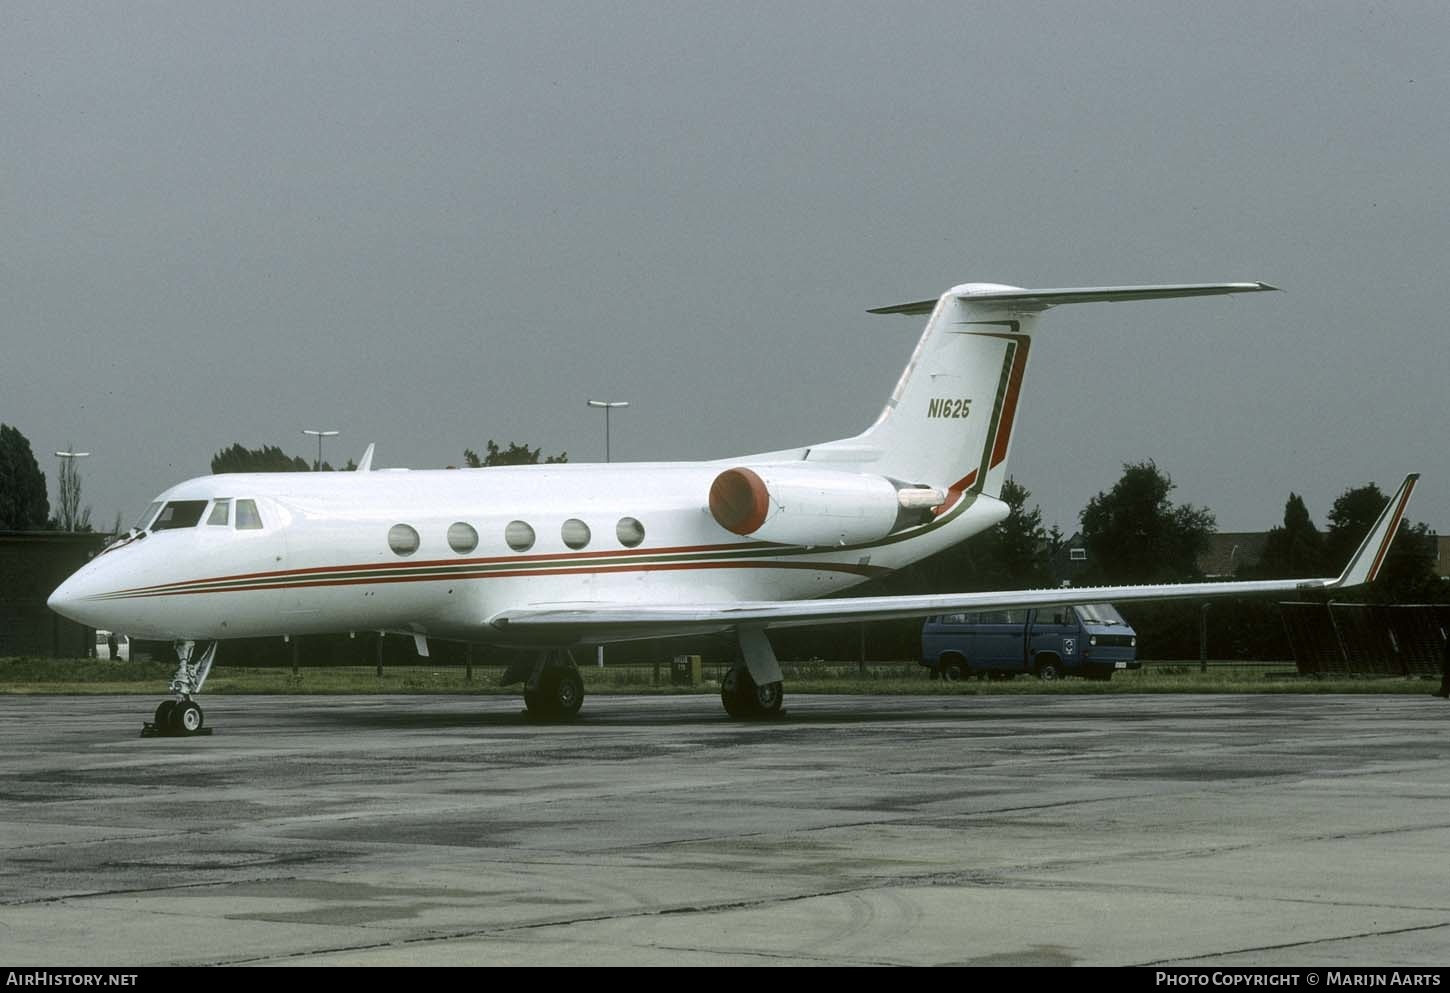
[490,475,1418,643]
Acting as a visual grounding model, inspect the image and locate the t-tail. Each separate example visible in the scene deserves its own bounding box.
[808,281,1277,500]
[711,280,1275,548]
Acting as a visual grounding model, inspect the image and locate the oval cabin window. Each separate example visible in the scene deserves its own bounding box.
[505,520,535,552]
[561,519,591,550]
[447,522,478,554]
[616,517,645,548]
[388,524,420,556]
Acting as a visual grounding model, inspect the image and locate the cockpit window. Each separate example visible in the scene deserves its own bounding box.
[235,499,264,530]
[134,502,162,530]
[207,499,231,526]
[151,500,209,531]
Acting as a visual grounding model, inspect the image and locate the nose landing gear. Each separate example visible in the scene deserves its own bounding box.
[142,640,217,737]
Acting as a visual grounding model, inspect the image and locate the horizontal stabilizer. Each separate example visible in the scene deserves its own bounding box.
[869,282,1277,316]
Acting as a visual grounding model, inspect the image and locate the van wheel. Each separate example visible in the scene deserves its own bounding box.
[939,657,967,682]
[1036,658,1063,681]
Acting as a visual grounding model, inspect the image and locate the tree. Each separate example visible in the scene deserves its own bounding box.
[53,444,93,532]
[211,444,315,474]
[961,477,1054,590]
[1325,482,1445,603]
[1251,492,1327,579]
[1079,461,1215,584]
[464,441,568,467]
[0,424,50,530]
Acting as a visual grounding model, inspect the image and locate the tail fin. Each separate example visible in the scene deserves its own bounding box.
[804,281,1275,498]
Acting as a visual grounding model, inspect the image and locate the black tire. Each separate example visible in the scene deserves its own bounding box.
[1036,657,1063,681]
[522,685,552,718]
[175,701,204,734]
[554,668,584,719]
[154,700,177,729]
[721,666,782,719]
[753,678,783,716]
[524,669,585,721]
[721,666,752,718]
[939,655,967,682]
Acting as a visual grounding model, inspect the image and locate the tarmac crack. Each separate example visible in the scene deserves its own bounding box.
[206,880,886,966]
[1136,919,1450,966]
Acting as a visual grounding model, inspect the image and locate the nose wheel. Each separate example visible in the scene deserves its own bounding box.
[144,698,210,737]
[142,640,217,737]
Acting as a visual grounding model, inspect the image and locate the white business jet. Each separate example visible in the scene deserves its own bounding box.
[48,281,1417,733]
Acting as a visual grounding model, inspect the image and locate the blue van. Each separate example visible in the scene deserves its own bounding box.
[920,603,1139,681]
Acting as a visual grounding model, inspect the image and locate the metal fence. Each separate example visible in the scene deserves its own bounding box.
[1281,602,1450,677]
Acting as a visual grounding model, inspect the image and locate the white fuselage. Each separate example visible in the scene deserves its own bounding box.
[49,461,1008,645]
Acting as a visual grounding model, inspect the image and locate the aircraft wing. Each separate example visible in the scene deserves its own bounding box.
[491,474,1418,643]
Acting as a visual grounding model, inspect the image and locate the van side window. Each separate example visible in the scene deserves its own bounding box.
[235,499,264,530]
[942,613,968,625]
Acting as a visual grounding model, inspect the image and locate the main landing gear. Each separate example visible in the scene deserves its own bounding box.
[143,640,217,738]
[721,626,786,720]
[720,664,784,719]
[501,649,585,722]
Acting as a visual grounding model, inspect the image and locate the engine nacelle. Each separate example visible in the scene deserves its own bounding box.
[708,465,944,547]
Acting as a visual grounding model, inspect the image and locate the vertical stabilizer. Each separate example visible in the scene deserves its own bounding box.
[802,281,1275,501]
[862,288,1038,499]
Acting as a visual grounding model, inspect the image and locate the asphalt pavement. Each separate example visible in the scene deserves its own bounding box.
[2,692,1448,966]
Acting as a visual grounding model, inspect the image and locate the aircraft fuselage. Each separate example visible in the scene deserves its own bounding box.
[50,462,1006,645]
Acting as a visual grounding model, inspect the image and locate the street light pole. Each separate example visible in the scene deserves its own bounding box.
[301,429,340,471]
[54,450,91,532]
[586,400,628,463]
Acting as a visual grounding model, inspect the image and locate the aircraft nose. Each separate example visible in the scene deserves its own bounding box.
[47,574,84,620]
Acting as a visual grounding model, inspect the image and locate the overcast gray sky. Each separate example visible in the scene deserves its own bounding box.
[4,1,1447,536]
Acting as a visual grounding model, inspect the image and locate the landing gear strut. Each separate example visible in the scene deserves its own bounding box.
[502,649,585,721]
[143,640,216,737]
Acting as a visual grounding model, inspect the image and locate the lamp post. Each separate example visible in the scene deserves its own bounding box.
[301,429,339,471]
[54,450,91,533]
[586,400,628,463]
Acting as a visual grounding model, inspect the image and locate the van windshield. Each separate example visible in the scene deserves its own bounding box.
[1076,603,1127,626]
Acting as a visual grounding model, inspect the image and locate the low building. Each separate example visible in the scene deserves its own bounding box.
[1198,531,1270,579]
[0,531,110,657]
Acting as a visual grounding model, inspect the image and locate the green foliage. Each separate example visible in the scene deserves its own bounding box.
[1080,461,1215,584]
[971,477,1054,590]
[1325,483,1446,603]
[1253,493,1328,579]
[211,444,317,473]
[464,441,569,467]
[0,424,50,530]
[1325,483,1389,570]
